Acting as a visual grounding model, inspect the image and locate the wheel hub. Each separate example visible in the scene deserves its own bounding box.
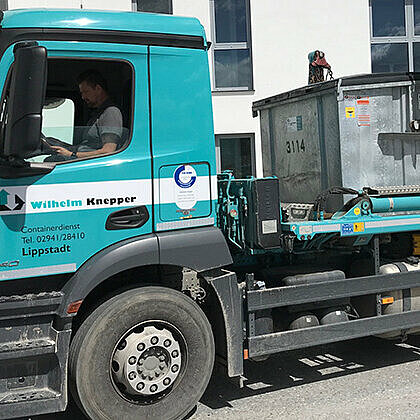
[112,325,182,397]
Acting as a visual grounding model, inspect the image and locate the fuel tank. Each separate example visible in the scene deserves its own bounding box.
[377,261,420,338]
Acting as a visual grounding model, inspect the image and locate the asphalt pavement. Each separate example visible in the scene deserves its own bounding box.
[31,335,420,420]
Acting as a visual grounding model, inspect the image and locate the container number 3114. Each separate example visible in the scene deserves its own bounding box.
[286,139,306,153]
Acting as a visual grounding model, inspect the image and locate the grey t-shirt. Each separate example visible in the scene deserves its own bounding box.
[78,104,123,152]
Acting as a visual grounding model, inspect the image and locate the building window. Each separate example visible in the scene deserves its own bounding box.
[369,0,420,72]
[415,0,420,34]
[210,0,253,91]
[413,42,420,70]
[371,43,408,72]
[372,0,405,37]
[215,134,255,178]
[0,0,7,11]
[134,0,173,14]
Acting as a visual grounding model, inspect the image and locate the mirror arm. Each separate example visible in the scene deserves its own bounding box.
[0,155,29,168]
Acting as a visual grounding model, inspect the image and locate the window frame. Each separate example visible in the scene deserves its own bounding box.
[215,133,256,177]
[369,0,418,71]
[132,0,173,14]
[210,0,254,92]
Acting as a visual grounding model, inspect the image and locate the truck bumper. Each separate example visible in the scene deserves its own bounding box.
[0,292,70,419]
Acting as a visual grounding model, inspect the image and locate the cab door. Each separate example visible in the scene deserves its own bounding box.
[149,45,217,232]
[0,41,152,282]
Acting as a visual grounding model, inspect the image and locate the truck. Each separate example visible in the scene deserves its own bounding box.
[0,8,419,420]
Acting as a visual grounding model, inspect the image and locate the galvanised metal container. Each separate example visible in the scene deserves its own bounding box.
[253,73,420,208]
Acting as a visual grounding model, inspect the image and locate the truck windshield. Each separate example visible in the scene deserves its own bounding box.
[42,98,74,144]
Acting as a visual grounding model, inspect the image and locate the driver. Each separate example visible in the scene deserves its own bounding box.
[45,69,123,161]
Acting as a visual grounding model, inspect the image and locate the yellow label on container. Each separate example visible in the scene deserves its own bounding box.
[353,222,365,232]
[346,107,355,118]
[354,207,361,216]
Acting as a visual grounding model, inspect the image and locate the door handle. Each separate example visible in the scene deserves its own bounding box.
[105,206,149,230]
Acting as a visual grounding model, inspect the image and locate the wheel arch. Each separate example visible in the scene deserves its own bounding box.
[59,227,232,317]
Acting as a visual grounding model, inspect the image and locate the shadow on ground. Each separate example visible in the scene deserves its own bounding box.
[199,335,420,411]
[30,335,420,419]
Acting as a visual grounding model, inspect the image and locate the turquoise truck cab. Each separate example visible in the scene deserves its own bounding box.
[0,9,233,420]
[0,9,218,281]
[0,8,420,420]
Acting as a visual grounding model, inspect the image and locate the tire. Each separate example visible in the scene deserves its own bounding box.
[69,286,215,420]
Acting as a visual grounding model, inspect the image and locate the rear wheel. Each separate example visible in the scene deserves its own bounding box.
[69,286,215,420]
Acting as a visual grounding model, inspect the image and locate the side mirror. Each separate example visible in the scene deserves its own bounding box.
[4,41,47,159]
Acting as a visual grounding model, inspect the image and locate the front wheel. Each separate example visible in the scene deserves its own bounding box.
[69,286,215,420]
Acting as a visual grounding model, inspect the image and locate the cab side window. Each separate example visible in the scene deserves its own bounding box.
[34,58,132,163]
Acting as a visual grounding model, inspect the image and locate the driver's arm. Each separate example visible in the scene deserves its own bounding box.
[51,133,118,158]
[75,135,118,158]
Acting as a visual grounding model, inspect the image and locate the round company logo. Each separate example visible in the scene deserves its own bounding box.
[174,165,197,189]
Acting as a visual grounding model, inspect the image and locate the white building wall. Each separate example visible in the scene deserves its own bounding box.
[252,1,372,98]
[9,0,131,10]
